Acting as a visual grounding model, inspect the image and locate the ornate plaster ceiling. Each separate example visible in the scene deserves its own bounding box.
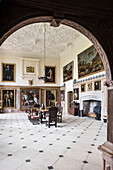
[1,23,82,59]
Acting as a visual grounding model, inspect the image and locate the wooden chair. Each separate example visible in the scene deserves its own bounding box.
[57,107,63,123]
[46,107,58,128]
[28,109,39,125]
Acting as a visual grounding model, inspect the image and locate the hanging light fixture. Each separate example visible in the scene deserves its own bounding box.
[38,23,51,82]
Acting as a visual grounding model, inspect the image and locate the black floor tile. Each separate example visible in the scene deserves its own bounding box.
[26,159,31,162]
[39,150,43,153]
[56,138,60,140]
[48,166,53,169]
[8,154,12,156]
[67,147,71,149]
[83,161,88,164]
[62,134,66,136]
[91,144,95,146]
[23,146,27,148]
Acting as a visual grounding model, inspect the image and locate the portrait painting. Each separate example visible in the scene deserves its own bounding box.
[20,88,39,110]
[2,89,15,108]
[26,66,34,73]
[46,90,56,107]
[63,61,73,82]
[94,81,101,91]
[2,63,15,82]
[78,45,104,79]
[87,83,92,91]
[81,84,86,92]
[45,66,55,83]
[73,88,79,100]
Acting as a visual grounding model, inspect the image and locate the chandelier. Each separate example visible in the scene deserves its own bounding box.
[38,23,50,82]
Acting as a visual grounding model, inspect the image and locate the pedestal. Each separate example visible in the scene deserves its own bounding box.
[98,141,113,170]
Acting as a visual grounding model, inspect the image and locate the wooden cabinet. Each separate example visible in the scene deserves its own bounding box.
[68,91,79,115]
[68,91,74,115]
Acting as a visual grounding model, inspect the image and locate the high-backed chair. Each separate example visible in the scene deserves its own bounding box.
[57,107,63,122]
[46,107,58,128]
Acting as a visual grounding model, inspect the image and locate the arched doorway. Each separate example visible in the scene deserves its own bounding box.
[0,16,112,169]
[0,16,111,81]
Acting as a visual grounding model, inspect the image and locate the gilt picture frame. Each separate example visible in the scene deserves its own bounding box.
[26,66,34,73]
[94,81,101,91]
[2,63,16,82]
[73,88,79,100]
[2,89,15,108]
[46,89,56,107]
[81,84,86,92]
[87,83,92,91]
[78,45,104,79]
[63,61,73,82]
[45,66,56,83]
[20,88,39,110]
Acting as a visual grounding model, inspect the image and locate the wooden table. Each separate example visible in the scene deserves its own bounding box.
[36,108,49,123]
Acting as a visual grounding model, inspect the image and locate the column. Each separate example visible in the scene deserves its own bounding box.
[98,81,113,170]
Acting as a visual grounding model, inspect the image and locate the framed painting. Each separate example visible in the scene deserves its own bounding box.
[45,66,56,83]
[78,45,104,79]
[81,84,86,92]
[87,83,92,91]
[73,88,79,100]
[26,66,34,73]
[46,90,56,107]
[94,81,101,91]
[2,63,15,82]
[63,61,73,82]
[20,88,39,110]
[2,89,15,108]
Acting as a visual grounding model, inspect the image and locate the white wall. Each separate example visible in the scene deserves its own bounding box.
[0,56,60,86]
[60,33,106,116]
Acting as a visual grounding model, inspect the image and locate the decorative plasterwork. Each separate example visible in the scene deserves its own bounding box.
[1,23,80,59]
[21,58,40,79]
[0,16,111,80]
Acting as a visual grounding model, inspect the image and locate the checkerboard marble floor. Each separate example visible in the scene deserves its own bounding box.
[0,113,107,170]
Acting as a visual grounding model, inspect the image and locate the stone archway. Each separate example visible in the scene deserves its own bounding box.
[0,16,111,81]
[0,16,113,169]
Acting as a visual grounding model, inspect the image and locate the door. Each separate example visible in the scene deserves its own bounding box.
[68,91,73,114]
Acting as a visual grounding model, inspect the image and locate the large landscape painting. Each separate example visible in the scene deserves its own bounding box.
[63,61,73,82]
[78,45,104,79]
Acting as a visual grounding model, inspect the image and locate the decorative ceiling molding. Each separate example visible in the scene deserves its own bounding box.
[0,16,111,80]
[1,22,80,59]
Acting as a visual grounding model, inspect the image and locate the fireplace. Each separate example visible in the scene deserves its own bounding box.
[83,100,101,118]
